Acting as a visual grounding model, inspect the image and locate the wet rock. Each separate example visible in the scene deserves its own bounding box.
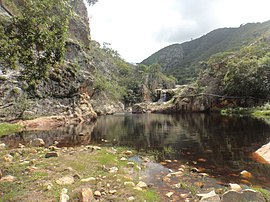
[124,181,135,187]
[123,150,133,155]
[222,189,265,202]
[94,191,101,197]
[197,190,220,202]
[56,176,75,185]
[3,154,13,162]
[229,183,242,191]
[81,177,96,182]
[136,181,147,188]
[0,175,16,182]
[0,143,6,150]
[253,142,270,164]
[80,188,95,202]
[166,192,174,198]
[45,151,59,158]
[30,138,45,147]
[240,170,252,179]
[127,196,135,201]
[60,188,69,202]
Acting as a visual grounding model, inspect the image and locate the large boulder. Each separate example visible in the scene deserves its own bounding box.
[222,189,266,202]
[252,142,270,164]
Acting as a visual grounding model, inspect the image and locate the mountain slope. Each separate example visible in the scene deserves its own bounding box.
[141,20,270,84]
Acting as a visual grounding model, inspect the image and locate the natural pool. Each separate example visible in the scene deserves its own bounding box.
[1,113,270,190]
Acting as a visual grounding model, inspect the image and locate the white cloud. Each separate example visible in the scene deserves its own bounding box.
[88,0,270,63]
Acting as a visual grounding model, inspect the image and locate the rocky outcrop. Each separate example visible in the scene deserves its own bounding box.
[0,0,97,122]
[252,142,270,164]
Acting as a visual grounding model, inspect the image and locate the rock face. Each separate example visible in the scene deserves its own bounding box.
[0,0,97,122]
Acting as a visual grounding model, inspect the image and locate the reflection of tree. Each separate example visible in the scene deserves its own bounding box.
[92,113,270,172]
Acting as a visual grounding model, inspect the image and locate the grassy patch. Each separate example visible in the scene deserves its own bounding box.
[0,123,21,136]
[252,188,270,201]
[0,146,160,201]
[221,102,270,124]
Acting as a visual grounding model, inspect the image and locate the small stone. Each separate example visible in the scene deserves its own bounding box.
[170,171,183,177]
[73,173,81,180]
[124,150,133,155]
[3,154,13,162]
[124,181,135,187]
[18,143,25,148]
[240,170,252,179]
[93,146,101,150]
[120,157,127,161]
[136,181,147,188]
[60,188,69,202]
[45,152,59,158]
[108,167,118,173]
[0,175,16,182]
[198,158,207,162]
[81,177,96,182]
[165,159,172,163]
[127,196,135,201]
[80,188,94,202]
[166,192,174,198]
[46,183,53,191]
[127,162,135,167]
[0,143,6,150]
[197,190,220,202]
[229,183,242,191]
[162,176,171,183]
[30,138,45,147]
[109,190,117,194]
[94,191,101,197]
[191,167,199,172]
[133,187,143,191]
[48,146,60,151]
[56,176,75,185]
[194,182,204,188]
[180,193,189,198]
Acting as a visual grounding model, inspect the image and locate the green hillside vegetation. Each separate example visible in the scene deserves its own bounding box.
[142,21,270,84]
[198,33,270,99]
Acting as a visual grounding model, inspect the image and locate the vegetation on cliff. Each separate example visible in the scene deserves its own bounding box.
[0,0,72,87]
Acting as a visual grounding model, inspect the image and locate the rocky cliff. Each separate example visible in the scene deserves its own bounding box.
[0,0,97,122]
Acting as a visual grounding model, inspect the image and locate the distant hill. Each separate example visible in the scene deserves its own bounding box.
[141,20,270,84]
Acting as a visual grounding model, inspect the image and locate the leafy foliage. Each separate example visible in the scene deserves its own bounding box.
[199,35,270,99]
[0,0,72,85]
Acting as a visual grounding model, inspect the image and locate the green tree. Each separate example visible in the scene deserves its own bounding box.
[0,0,72,86]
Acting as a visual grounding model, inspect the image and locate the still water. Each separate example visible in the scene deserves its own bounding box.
[1,113,270,188]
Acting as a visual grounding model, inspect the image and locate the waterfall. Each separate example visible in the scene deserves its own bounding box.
[158,90,167,103]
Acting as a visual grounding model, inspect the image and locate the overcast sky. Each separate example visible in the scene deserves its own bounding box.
[87,0,270,63]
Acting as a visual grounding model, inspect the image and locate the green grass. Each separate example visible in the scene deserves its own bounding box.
[0,123,21,136]
[252,188,270,201]
[221,102,270,124]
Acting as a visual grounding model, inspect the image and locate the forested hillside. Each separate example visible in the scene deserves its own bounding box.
[142,21,270,84]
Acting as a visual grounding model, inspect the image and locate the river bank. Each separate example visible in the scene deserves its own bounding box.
[1,140,269,202]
